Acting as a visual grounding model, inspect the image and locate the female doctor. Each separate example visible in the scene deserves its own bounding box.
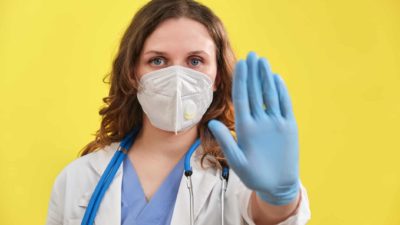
[46,0,311,224]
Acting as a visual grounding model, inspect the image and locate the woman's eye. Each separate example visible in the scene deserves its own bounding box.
[150,57,165,66]
[189,58,202,66]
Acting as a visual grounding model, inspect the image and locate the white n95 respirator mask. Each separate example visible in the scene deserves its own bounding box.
[137,65,214,134]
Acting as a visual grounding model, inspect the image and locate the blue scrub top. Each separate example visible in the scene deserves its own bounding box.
[121,155,185,225]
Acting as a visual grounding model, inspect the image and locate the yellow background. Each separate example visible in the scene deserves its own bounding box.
[0,0,399,224]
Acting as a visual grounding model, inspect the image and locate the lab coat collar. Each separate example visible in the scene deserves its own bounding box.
[88,142,122,178]
[86,141,219,225]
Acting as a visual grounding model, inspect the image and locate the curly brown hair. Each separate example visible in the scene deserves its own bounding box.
[79,0,236,168]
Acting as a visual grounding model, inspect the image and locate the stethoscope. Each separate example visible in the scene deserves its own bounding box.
[81,126,230,225]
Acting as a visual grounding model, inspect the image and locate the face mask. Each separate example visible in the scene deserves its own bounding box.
[137,65,214,134]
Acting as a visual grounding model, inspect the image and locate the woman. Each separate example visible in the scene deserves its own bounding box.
[46,0,311,224]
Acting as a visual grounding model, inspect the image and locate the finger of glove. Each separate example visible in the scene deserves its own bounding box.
[274,74,295,119]
[232,60,251,122]
[208,120,247,168]
[246,52,265,118]
[259,57,280,116]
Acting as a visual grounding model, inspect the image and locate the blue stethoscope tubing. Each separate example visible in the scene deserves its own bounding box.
[81,126,229,225]
[81,126,140,225]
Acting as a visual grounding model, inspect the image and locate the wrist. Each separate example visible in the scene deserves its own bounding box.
[256,181,300,206]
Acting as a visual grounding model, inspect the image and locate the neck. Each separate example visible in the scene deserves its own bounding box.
[130,115,199,160]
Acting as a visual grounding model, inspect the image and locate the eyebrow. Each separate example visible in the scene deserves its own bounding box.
[144,50,210,56]
[144,50,166,55]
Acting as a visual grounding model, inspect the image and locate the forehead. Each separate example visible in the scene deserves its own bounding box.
[142,17,216,55]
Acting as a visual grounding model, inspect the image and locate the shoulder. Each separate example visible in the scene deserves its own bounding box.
[46,142,121,224]
[52,142,120,189]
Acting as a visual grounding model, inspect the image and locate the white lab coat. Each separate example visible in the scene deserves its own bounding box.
[46,142,311,225]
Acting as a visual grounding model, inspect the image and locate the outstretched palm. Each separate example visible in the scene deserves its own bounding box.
[208,52,299,205]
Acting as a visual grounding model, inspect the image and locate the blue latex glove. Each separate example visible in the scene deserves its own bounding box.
[208,52,300,205]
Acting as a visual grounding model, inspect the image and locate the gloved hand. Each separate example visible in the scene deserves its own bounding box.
[208,52,300,206]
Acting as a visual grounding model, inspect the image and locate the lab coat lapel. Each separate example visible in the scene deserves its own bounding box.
[170,146,219,225]
[86,142,123,225]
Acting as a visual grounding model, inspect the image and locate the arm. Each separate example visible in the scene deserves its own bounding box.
[46,171,66,225]
[250,191,300,225]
